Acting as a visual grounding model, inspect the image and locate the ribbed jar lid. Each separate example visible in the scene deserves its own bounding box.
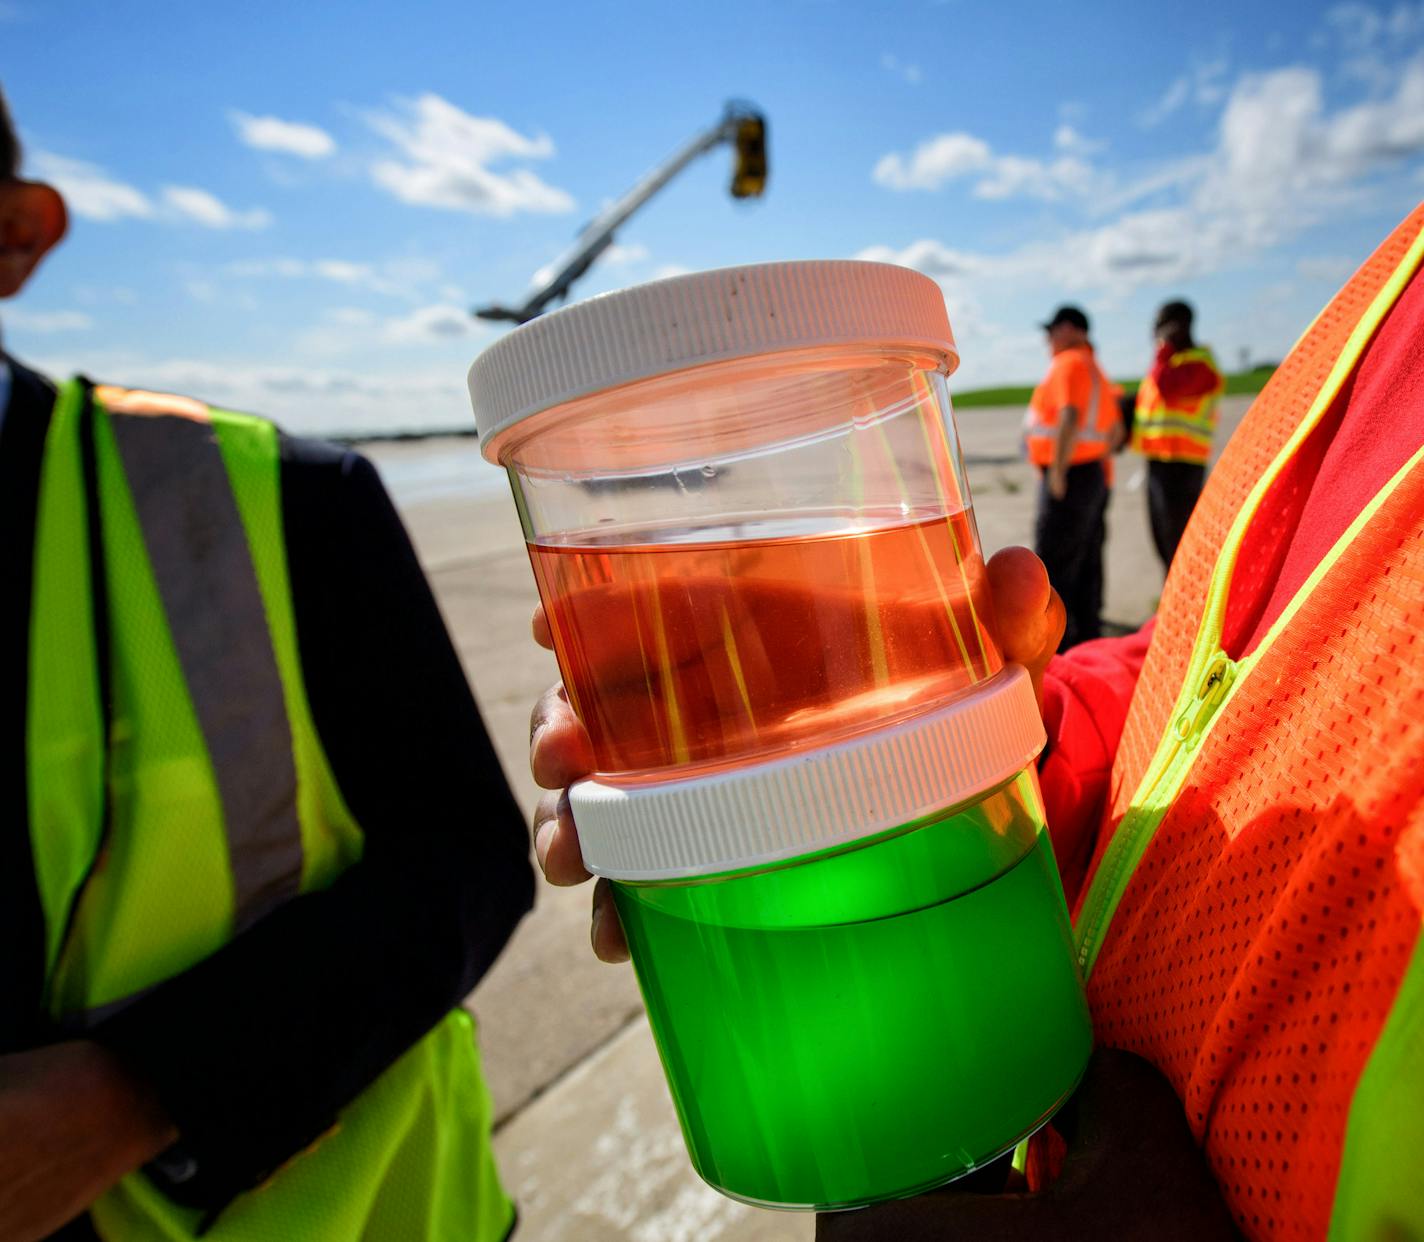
[569,665,1044,882]
[468,260,958,463]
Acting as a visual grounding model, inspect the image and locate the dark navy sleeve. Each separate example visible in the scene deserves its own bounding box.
[0,360,57,1057]
[91,435,534,1210]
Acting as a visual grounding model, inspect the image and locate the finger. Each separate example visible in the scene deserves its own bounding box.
[532,603,553,650]
[986,546,1065,711]
[590,878,630,964]
[530,682,595,789]
[532,790,592,887]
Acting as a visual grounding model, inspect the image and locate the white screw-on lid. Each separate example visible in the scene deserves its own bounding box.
[569,665,1044,881]
[469,260,958,462]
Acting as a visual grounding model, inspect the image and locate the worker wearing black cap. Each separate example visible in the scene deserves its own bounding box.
[1023,305,1123,649]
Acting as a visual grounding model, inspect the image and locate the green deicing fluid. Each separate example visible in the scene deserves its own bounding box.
[613,779,1093,1210]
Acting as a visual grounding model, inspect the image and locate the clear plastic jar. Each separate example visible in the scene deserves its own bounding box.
[469,262,1090,1209]
[476,266,1001,780]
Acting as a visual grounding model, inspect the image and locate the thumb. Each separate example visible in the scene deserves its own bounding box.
[986,547,1064,711]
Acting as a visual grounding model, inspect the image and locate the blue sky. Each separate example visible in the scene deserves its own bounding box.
[3,0,1423,436]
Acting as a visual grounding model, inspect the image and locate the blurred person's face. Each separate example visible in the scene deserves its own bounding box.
[0,177,67,299]
[1047,323,1084,353]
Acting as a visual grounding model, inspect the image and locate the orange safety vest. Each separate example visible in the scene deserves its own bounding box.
[1024,346,1121,467]
[1073,204,1424,1240]
[1132,346,1225,465]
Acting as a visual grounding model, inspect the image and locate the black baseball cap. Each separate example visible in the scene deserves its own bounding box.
[1041,305,1090,333]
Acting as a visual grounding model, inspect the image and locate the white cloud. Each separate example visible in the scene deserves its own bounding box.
[1053,125,1104,156]
[1320,5,1424,87]
[24,350,479,438]
[312,259,372,284]
[873,132,990,190]
[226,255,446,300]
[3,307,93,331]
[1204,58,1424,225]
[161,185,273,230]
[1140,77,1192,128]
[874,131,1097,202]
[880,53,923,85]
[856,239,981,279]
[1092,156,1211,217]
[229,110,336,159]
[975,154,1094,201]
[856,52,1424,386]
[367,94,574,217]
[1139,58,1229,127]
[603,242,650,266]
[1324,59,1424,166]
[650,263,692,280]
[869,204,1267,302]
[1053,208,1240,285]
[862,54,1424,308]
[295,301,485,355]
[30,152,273,230]
[31,152,152,221]
[382,303,476,343]
[1325,2,1424,50]
[1139,76,1196,128]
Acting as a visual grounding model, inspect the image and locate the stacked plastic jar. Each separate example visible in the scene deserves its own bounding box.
[469,261,1092,1210]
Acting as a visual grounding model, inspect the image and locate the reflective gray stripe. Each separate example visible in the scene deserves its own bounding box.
[1024,367,1116,443]
[1080,366,1105,440]
[110,411,303,931]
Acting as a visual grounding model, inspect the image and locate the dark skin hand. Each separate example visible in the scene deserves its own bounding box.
[527,544,1238,1238]
[0,1041,177,1242]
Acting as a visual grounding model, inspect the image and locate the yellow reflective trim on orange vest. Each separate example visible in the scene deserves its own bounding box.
[1075,217,1424,976]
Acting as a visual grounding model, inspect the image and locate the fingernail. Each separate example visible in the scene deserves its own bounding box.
[534,819,554,868]
[590,902,603,950]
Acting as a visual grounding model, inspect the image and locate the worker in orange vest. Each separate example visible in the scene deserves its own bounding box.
[1133,300,1226,572]
[1024,305,1123,650]
[530,201,1424,1240]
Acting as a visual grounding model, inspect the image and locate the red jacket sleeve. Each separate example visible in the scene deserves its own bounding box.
[1150,343,1224,403]
[1038,623,1153,906]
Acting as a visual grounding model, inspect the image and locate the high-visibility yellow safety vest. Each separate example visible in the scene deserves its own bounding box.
[27,380,514,1242]
[1131,346,1225,465]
